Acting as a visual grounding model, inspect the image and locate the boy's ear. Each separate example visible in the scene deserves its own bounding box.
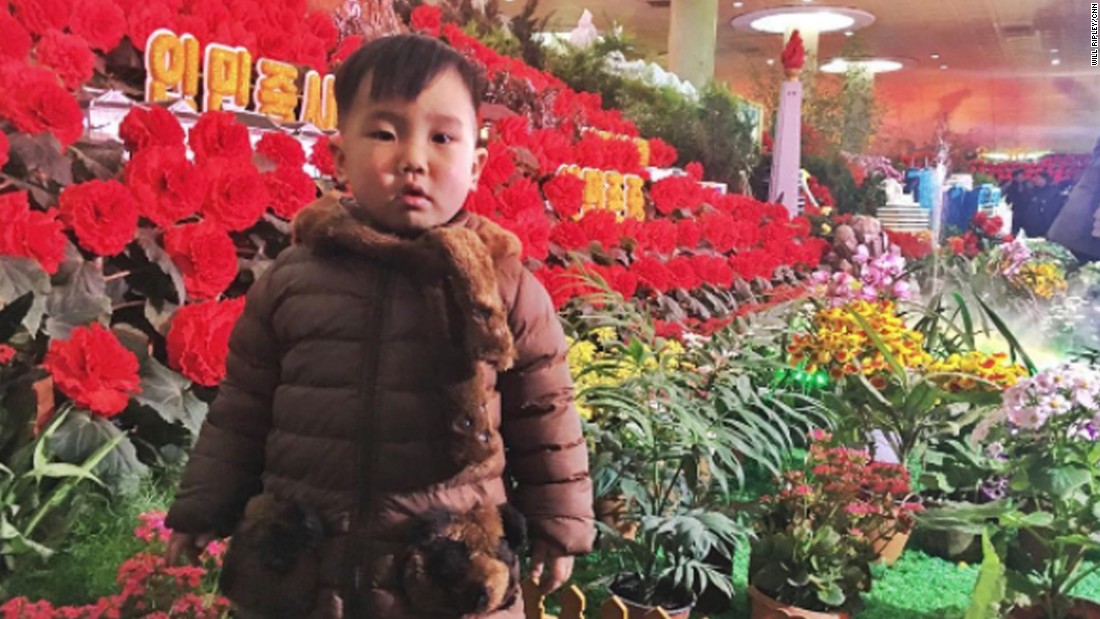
[470,146,489,191]
[330,134,346,182]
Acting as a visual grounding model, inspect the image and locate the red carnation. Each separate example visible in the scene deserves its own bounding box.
[648,138,678,167]
[686,162,704,181]
[493,116,531,148]
[676,219,701,250]
[529,128,573,174]
[410,5,442,36]
[0,63,84,148]
[631,256,674,295]
[0,131,8,170]
[126,146,206,228]
[69,0,127,52]
[200,159,269,231]
[119,106,185,153]
[309,135,336,176]
[0,344,14,364]
[650,175,704,215]
[256,132,306,169]
[305,11,339,52]
[12,0,71,36]
[543,174,584,220]
[0,191,66,274]
[167,298,246,387]
[59,180,139,256]
[479,144,516,189]
[605,265,639,300]
[667,256,701,290]
[692,255,734,288]
[499,208,550,262]
[295,33,328,73]
[127,3,176,51]
[464,188,500,217]
[497,178,544,219]
[549,220,590,251]
[640,219,677,256]
[264,169,317,220]
[164,221,238,300]
[330,34,363,65]
[35,30,94,89]
[0,13,32,60]
[44,323,141,417]
[578,210,620,249]
[189,111,252,163]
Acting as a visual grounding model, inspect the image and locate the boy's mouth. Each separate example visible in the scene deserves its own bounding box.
[397,185,432,208]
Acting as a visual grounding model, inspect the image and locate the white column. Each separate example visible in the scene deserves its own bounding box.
[669,0,719,88]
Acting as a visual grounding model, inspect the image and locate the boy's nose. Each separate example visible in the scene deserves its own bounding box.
[399,145,427,174]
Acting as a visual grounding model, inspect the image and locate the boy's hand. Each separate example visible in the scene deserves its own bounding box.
[166,531,216,566]
[529,539,574,594]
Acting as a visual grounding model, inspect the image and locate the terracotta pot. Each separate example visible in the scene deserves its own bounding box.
[912,526,981,563]
[869,518,910,565]
[618,596,692,619]
[1008,598,1100,619]
[748,586,850,619]
[595,495,638,540]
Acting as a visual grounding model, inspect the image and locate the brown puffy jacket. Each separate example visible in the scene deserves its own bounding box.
[165,197,594,618]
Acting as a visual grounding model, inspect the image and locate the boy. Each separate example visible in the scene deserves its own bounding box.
[165,34,594,618]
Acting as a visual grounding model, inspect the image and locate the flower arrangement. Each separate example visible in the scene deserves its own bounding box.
[962,362,1100,619]
[749,431,920,613]
[1,511,228,618]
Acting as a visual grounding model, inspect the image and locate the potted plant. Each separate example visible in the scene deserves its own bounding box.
[958,362,1100,619]
[603,509,745,619]
[748,431,921,618]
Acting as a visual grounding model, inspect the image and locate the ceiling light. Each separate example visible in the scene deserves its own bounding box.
[844,30,854,37]
[940,64,948,70]
[730,7,875,34]
[820,57,905,74]
[930,53,940,59]
[1051,58,1061,65]
[802,0,814,3]
[1050,48,1059,53]
[766,58,776,65]
[733,1,743,6]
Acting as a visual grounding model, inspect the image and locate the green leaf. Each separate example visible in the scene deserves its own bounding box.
[0,292,34,343]
[0,257,50,334]
[1032,467,1091,501]
[49,410,147,495]
[133,357,206,435]
[44,252,111,339]
[952,292,977,351]
[849,298,906,379]
[965,530,1006,619]
[974,296,1036,374]
[136,229,187,305]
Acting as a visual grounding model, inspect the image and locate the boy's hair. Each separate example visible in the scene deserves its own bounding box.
[334,34,484,128]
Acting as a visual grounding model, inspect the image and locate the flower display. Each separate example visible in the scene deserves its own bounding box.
[43,323,141,418]
[166,298,247,387]
[927,351,1028,392]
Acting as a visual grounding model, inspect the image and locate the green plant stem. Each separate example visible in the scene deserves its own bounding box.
[657,460,684,517]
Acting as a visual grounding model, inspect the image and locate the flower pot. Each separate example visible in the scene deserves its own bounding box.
[594,495,638,540]
[1007,597,1100,619]
[748,586,850,619]
[911,526,981,563]
[871,528,910,566]
[609,574,693,619]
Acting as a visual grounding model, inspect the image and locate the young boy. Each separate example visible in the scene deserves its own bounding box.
[165,34,594,618]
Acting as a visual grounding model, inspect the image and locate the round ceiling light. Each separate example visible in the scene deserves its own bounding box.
[730,6,875,34]
[820,57,905,74]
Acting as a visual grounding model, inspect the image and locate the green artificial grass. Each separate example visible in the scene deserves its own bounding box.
[4,475,178,605]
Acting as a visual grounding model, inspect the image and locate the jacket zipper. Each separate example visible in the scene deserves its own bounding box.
[353,265,391,592]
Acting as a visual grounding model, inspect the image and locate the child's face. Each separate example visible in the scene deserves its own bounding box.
[332,68,488,235]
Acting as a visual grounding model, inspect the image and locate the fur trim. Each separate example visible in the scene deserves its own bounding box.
[291,197,518,469]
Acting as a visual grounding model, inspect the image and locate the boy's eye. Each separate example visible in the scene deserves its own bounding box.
[432,133,455,144]
[368,130,395,141]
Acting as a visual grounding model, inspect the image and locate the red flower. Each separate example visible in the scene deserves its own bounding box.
[548,220,589,251]
[59,180,139,256]
[666,256,701,290]
[256,132,306,169]
[12,0,70,36]
[330,34,363,65]
[264,169,317,219]
[0,191,66,274]
[305,11,339,53]
[119,106,185,153]
[479,143,516,189]
[127,3,176,51]
[35,30,95,90]
[167,298,246,387]
[200,159,269,231]
[648,138,678,167]
[410,5,442,35]
[164,221,238,300]
[650,175,704,215]
[464,187,500,217]
[493,116,531,148]
[542,174,584,220]
[126,146,206,228]
[578,210,620,249]
[676,219,701,250]
[653,319,684,340]
[691,255,734,288]
[528,128,573,174]
[44,323,141,418]
[638,219,677,256]
[499,208,549,262]
[497,178,543,218]
[606,266,639,300]
[0,63,84,148]
[0,344,14,364]
[685,162,704,181]
[631,256,674,295]
[188,111,252,163]
[68,0,126,52]
[0,13,32,60]
[0,131,8,170]
[309,135,336,176]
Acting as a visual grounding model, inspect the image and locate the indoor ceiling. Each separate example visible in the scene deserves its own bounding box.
[501,0,1100,155]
